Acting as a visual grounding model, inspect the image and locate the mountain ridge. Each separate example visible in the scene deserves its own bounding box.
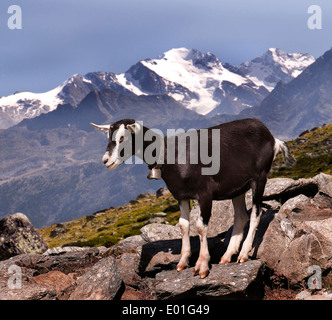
[238,47,332,139]
[0,47,314,129]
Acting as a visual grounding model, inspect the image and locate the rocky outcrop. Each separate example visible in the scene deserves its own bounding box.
[0,247,122,300]
[69,256,123,300]
[0,213,48,261]
[0,173,331,300]
[254,204,332,283]
[154,260,265,300]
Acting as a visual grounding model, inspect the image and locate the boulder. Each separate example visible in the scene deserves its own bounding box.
[69,256,123,300]
[0,213,48,261]
[296,290,332,300]
[262,177,318,202]
[188,200,235,237]
[153,260,265,300]
[140,223,182,242]
[139,236,223,275]
[0,247,109,300]
[115,252,142,287]
[253,204,332,283]
[30,271,75,300]
[156,187,171,198]
[312,173,332,209]
[0,254,55,300]
[278,194,310,215]
[109,235,147,257]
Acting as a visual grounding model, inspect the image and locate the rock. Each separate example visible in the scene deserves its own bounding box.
[43,246,92,255]
[0,213,48,261]
[0,254,77,300]
[115,252,141,287]
[188,200,235,237]
[0,248,121,300]
[153,212,167,217]
[263,177,318,202]
[295,290,312,300]
[16,247,101,275]
[50,224,69,238]
[139,236,224,275]
[109,235,147,257]
[148,217,166,224]
[296,290,332,300]
[156,187,170,198]
[253,204,332,283]
[140,223,182,242]
[69,256,123,300]
[30,271,75,300]
[262,200,281,210]
[153,260,265,300]
[313,173,332,192]
[312,173,332,209]
[278,194,310,215]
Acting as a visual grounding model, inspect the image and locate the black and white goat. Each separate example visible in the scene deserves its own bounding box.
[91,118,294,278]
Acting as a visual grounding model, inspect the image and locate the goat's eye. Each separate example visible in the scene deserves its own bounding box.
[119,136,124,143]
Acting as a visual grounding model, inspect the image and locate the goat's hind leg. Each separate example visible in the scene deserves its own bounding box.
[220,193,248,264]
[177,200,191,271]
[237,178,266,263]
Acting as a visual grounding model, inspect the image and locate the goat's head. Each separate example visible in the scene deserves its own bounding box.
[90,119,142,170]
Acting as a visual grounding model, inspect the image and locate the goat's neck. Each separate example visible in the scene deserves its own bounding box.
[136,126,165,169]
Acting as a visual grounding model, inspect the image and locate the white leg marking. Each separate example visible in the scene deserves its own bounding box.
[237,202,262,263]
[194,215,210,278]
[220,193,248,263]
[177,200,191,271]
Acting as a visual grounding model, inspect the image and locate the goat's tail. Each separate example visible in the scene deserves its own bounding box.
[274,138,296,166]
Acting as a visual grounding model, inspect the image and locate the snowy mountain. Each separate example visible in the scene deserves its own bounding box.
[0,47,315,129]
[237,48,315,91]
[0,84,64,129]
[0,72,135,129]
[239,47,332,139]
[120,48,266,116]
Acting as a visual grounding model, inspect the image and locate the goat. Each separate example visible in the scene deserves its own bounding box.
[91,118,294,278]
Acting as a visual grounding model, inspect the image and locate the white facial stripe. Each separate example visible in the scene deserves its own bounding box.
[103,124,126,169]
[114,124,126,144]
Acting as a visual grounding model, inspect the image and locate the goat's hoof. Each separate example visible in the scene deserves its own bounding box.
[237,256,248,263]
[194,263,209,278]
[219,257,230,264]
[176,264,187,272]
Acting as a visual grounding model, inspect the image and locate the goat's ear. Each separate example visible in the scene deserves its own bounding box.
[126,122,142,134]
[90,123,110,132]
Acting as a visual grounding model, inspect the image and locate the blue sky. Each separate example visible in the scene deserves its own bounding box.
[0,0,331,96]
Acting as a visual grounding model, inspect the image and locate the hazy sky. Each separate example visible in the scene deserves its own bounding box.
[0,0,331,96]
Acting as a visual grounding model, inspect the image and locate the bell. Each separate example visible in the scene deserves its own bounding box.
[147,168,162,180]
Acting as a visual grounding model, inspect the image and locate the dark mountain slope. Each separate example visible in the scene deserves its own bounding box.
[239,48,332,139]
[0,90,209,227]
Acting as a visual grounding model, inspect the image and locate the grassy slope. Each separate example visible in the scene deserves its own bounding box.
[39,193,181,249]
[270,123,332,178]
[39,124,332,249]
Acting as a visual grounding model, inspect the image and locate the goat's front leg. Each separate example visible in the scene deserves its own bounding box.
[177,200,191,271]
[194,197,211,279]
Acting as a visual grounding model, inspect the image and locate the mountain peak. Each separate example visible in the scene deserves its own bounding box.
[160,48,222,71]
[238,48,315,90]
